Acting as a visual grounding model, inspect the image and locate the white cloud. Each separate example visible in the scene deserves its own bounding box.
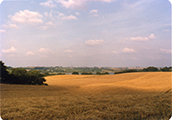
[90,9,98,13]
[128,34,156,41]
[44,12,54,19]
[56,11,65,17]
[3,24,18,28]
[10,10,43,24]
[40,0,56,8]
[2,47,16,53]
[44,11,55,21]
[129,37,149,41]
[75,12,80,16]
[122,48,136,53]
[56,0,86,9]
[0,0,3,4]
[89,9,99,17]
[0,29,6,33]
[98,0,114,2]
[39,48,52,53]
[26,51,35,56]
[148,34,156,39]
[160,49,172,54]
[85,39,104,45]
[56,0,114,9]
[44,12,53,17]
[56,11,77,20]
[64,49,73,53]
[61,15,78,20]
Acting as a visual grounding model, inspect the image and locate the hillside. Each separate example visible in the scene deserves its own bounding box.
[45,72,171,94]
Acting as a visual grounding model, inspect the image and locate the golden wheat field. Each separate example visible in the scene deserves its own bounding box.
[1,72,172,120]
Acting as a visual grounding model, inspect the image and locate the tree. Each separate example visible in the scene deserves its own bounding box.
[27,70,41,77]
[96,72,102,75]
[143,66,159,71]
[0,62,47,85]
[12,68,27,77]
[103,72,109,75]
[0,61,9,83]
[11,68,27,84]
[81,72,93,75]
[160,67,172,71]
[72,71,79,75]
[57,73,65,75]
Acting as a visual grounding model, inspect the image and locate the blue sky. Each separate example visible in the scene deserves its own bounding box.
[0,0,171,67]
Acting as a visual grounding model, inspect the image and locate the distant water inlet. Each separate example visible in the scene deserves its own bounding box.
[65,73,114,75]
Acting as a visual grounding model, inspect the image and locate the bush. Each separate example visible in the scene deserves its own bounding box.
[96,72,102,75]
[114,69,139,74]
[102,72,109,75]
[57,73,65,75]
[81,72,93,75]
[72,71,79,75]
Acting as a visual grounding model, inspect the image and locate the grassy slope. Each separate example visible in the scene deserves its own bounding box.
[1,72,171,120]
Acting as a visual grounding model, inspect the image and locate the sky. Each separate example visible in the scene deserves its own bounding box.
[0,0,171,67]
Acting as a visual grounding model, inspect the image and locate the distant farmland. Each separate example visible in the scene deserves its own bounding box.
[1,72,171,119]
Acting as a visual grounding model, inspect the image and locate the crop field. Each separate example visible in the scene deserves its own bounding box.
[1,72,171,119]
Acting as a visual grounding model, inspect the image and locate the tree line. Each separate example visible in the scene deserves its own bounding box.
[0,61,47,85]
[1,61,171,85]
[114,66,171,74]
[72,66,171,75]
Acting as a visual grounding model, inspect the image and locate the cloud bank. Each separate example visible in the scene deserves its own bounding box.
[85,39,104,45]
[122,48,136,53]
[128,34,156,41]
[10,10,43,24]
[26,51,35,56]
[56,0,114,9]
[39,48,52,53]
[2,47,16,53]
[40,0,56,8]
[0,29,6,33]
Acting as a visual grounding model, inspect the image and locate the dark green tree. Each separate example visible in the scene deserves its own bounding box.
[0,61,9,83]
[12,68,27,77]
[0,62,47,85]
[143,66,159,71]
[11,68,27,84]
[103,72,109,75]
[81,72,93,75]
[160,67,172,71]
[96,72,102,75]
[27,70,41,77]
[72,71,79,75]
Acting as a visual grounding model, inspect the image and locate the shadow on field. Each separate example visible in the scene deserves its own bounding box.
[0,84,73,98]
